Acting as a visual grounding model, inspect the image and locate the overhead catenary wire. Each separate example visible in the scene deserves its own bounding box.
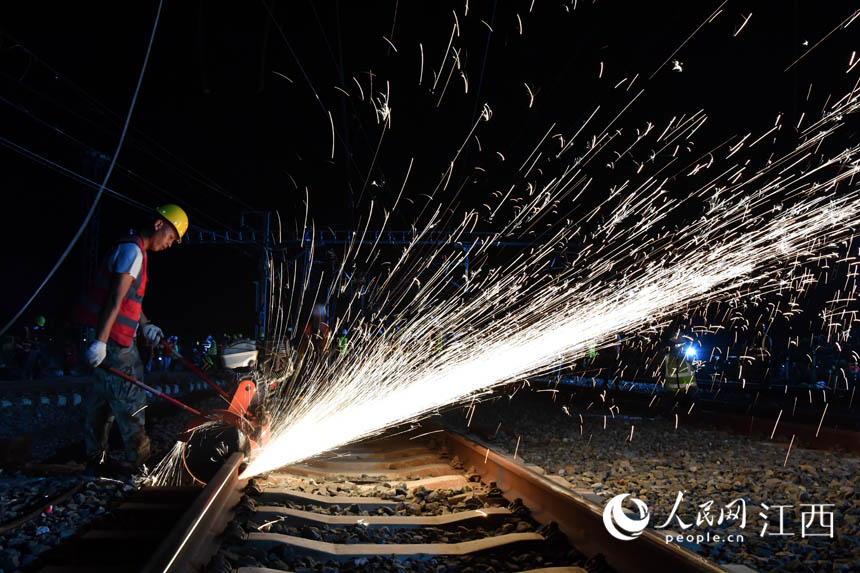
[1,32,259,213]
[1,96,237,231]
[0,0,165,336]
[2,136,151,212]
[2,136,270,275]
[2,136,235,236]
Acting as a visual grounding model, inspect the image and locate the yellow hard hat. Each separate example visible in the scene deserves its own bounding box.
[155,204,189,242]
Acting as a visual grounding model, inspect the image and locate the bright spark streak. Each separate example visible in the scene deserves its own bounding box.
[418,43,424,85]
[408,429,444,440]
[770,409,782,439]
[382,36,398,53]
[248,241,778,473]
[784,8,860,71]
[783,434,796,466]
[734,13,752,37]
[650,0,728,79]
[847,51,860,74]
[328,110,335,159]
[257,517,286,530]
[149,442,187,486]
[239,86,860,480]
[815,402,829,437]
[352,77,365,101]
[433,22,457,91]
[272,70,294,83]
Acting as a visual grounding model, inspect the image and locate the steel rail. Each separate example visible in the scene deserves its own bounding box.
[0,482,84,536]
[439,427,732,573]
[138,427,745,572]
[143,452,246,573]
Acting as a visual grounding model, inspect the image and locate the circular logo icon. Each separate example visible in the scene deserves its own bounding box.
[603,493,650,541]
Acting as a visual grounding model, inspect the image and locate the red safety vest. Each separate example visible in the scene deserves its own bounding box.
[300,322,330,356]
[73,235,148,347]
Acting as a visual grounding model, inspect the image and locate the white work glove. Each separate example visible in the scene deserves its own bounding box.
[86,340,107,368]
[142,323,164,344]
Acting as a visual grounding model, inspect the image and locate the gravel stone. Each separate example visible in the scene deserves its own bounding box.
[443,389,860,570]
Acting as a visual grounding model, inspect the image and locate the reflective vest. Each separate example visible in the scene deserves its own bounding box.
[300,323,330,358]
[430,330,444,353]
[336,335,349,355]
[665,353,695,389]
[73,235,148,347]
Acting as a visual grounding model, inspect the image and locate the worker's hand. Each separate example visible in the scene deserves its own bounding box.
[86,340,107,368]
[142,323,164,344]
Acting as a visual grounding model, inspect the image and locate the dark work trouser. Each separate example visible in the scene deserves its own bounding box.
[84,331,151,465]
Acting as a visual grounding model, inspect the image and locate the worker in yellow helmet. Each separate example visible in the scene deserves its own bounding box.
[664,335,698,391]
[73,204,188,473]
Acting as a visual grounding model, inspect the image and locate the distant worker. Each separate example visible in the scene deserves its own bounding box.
[429,329,444,354]
[165,335,179,371]
[17,315,46,380]
[299,304,330,361]
[192,344,203,368]
[336,329,350,357]
[73,204,188,472]
[586,345,597,369]
[664,336,697,391]
[203,334,217,370]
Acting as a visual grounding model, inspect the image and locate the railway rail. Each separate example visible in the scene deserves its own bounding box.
[26,426,770,572]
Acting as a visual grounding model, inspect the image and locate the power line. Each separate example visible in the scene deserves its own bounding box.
[2,136,150,211]
[1,97,236,231]
[1,30,259,212]
[1,0,165,336]
[1,137,236,236]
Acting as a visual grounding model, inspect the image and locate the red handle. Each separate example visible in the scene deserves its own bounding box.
[161,340,231,400]
[104,366,203,416]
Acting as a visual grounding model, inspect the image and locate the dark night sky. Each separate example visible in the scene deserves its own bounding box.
[1,1,856,342]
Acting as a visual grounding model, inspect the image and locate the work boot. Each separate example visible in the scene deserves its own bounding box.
[130,434,151,468]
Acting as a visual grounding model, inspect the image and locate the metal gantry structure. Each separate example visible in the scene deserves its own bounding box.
[183,212,536,338]
[182,212,273,340]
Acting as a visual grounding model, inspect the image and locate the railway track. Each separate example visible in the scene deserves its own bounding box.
[29,426,763,572]
[29,479,233,572]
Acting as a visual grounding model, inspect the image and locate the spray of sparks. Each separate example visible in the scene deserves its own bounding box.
[152,3,860,482]
[242,89,859,477]
[147,441,187,486]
